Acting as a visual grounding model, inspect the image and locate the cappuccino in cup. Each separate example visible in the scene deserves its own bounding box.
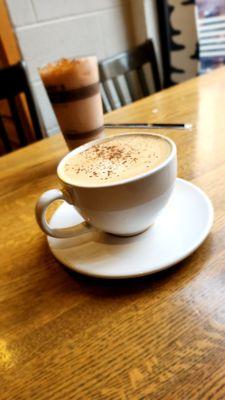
[60,134,171,186]
[36,133,177,237]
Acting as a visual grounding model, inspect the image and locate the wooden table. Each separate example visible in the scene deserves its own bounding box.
[1,67,225,400]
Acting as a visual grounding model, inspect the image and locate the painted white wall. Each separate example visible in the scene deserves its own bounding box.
[5,0,161,135]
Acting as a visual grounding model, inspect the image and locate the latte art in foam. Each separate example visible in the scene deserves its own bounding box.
[61,134,171,186]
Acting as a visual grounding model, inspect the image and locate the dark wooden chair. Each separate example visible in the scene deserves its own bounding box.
[0,61,43,153]
[99,39,161,112]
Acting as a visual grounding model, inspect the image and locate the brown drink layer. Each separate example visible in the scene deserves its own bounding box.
[61,134,171,186]
[39,57,104,149]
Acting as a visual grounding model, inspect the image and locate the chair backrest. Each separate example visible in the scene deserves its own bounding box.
[0,61,43,154]
[99,39,161,112]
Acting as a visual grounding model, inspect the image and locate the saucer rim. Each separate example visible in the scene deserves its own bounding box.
[47,178,214,279]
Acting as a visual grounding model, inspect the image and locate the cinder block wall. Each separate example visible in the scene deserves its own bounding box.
[6,0,138,135]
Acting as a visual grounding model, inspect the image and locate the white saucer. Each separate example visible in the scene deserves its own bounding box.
[47,178,213,279]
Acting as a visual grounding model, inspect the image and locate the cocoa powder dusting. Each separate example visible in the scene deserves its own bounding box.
[62,135,171,186]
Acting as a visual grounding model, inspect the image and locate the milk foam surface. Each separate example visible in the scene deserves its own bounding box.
[61,134,171,186]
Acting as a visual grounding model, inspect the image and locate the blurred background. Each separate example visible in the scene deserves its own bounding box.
[0,0,224,148]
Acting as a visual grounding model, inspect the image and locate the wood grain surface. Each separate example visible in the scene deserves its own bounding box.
[1,68,225,400]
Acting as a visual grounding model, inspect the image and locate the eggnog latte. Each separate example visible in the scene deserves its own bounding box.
[61,134,171,186]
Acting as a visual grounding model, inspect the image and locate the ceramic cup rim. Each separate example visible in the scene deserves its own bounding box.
[57,132,177,189]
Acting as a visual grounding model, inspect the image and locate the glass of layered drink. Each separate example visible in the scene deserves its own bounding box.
[39,57,104,150]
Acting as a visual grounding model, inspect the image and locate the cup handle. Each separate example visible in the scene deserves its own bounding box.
[35,189,80,238]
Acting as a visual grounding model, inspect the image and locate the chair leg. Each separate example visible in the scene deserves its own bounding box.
[0,117,12,153]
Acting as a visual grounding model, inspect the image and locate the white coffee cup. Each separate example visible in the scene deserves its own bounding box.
[35,133,177,237]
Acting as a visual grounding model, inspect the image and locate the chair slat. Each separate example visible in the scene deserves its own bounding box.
[103,81,121,111]
[24,86,42,140]
[8,97,27,147]
[0,62,43,154]
[0,116,12,152]
[137,67,150,97]
[112,77,127,106]
[148,41,161,92]
[124,73,136,102]
[100,84,107,113]
[100,84,111,113]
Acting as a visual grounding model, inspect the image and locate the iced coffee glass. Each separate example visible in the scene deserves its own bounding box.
[39,57,104,149]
